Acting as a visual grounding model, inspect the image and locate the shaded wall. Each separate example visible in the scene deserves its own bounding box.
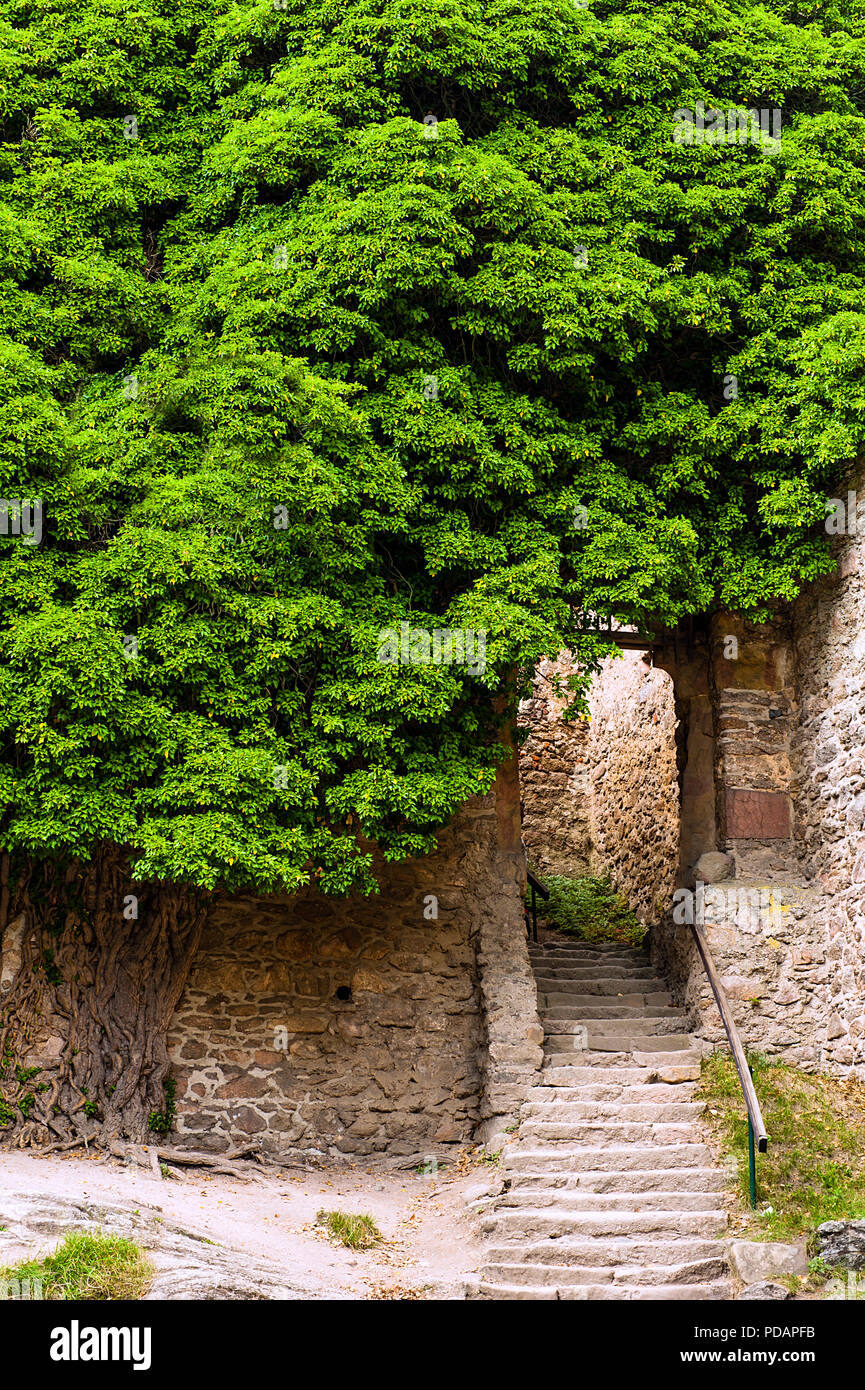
[518,649,679,928]
[588,651,679,926]
[168,793,543,1158]
[517,653,594,878]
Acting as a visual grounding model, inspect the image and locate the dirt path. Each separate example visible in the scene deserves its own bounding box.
[0,1148,499,1299]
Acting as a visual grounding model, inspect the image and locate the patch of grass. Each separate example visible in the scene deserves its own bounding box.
[698,1051,865,1240]
[0,1230,153,1300]
[532,873,645,946]
[316,1209,382,1250]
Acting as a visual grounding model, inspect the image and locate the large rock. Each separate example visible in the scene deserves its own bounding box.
[728,1239,808,1284]
[693,852,735,885]
[816,1220,865,1270]
[737,1281,790,1300]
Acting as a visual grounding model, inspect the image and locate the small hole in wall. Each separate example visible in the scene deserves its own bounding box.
[335,985,352,1002]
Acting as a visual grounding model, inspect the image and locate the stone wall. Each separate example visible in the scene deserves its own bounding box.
[790,476,865,1073]
[709,614,798,879]
[650,871,825,1070]
[650,612,847,1071]
[513,472,865,1081]
[168,793,542,1158]
[650,616,825,1067]
[518,649,679,927]
[649,480,865,1078]
[517,653,594,878]
[517,559,865,1080]
[587,651,680,926]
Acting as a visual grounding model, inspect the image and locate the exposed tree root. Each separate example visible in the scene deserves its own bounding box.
[0,847,207,1149]
[105,1139,270,1181]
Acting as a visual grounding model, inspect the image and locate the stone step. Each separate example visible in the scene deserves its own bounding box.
[528,945,649,959]
[536,973,664,984]
[540,999,674,1013]
[506,1167,729,1194]
[515,1120,697,1145]
[497,1188,726,1212]
[473,1279,730,1300]
[542,1054,701,1078]
[542,1006,678,1017]
[539,1064,698,1087]
[531,971,658,983]
[531,978,661,989]
[542,1017,684,1028]
[530,964,655,977]
[543,1040,695,1064]
[506,1144,715,1173]
[529,1081,699,1102]
[528,959,652,969]
[522,1100,703,1123]
[472,1282,560,1300]
[478,1256,729,1287]
[482,1208,728,1242]
[482,1236,727,1266]
[537,984,668,997]
[542,1016,687,1034]
[539,989,675,1000]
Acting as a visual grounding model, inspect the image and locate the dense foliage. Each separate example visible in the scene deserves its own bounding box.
[530,872,644,944]
[1,0,864,893]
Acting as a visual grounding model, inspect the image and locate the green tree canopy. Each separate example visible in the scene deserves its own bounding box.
[1,0,863,893]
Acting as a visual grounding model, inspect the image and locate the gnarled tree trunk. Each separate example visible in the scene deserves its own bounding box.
[0,847,207,1148]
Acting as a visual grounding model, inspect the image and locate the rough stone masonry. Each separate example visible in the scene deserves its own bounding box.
[166,789,543,1158]
[517,465,865,1081]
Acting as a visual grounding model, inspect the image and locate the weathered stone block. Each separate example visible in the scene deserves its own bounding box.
[726,789,791,839]
[728,1240,808,1283]
[817,1220,865,1270]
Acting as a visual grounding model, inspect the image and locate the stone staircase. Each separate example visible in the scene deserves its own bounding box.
[472,938,732,1300]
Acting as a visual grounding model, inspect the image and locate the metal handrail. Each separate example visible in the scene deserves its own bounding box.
[690,920,768,1206]
[526,870,550,943]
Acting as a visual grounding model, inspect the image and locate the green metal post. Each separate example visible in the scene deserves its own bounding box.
[748,1113,757,1208]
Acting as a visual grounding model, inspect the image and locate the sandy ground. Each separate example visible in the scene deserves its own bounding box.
[0,1147,495,1299]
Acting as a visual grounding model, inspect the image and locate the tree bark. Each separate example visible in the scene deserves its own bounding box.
[0,847,207,1148]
